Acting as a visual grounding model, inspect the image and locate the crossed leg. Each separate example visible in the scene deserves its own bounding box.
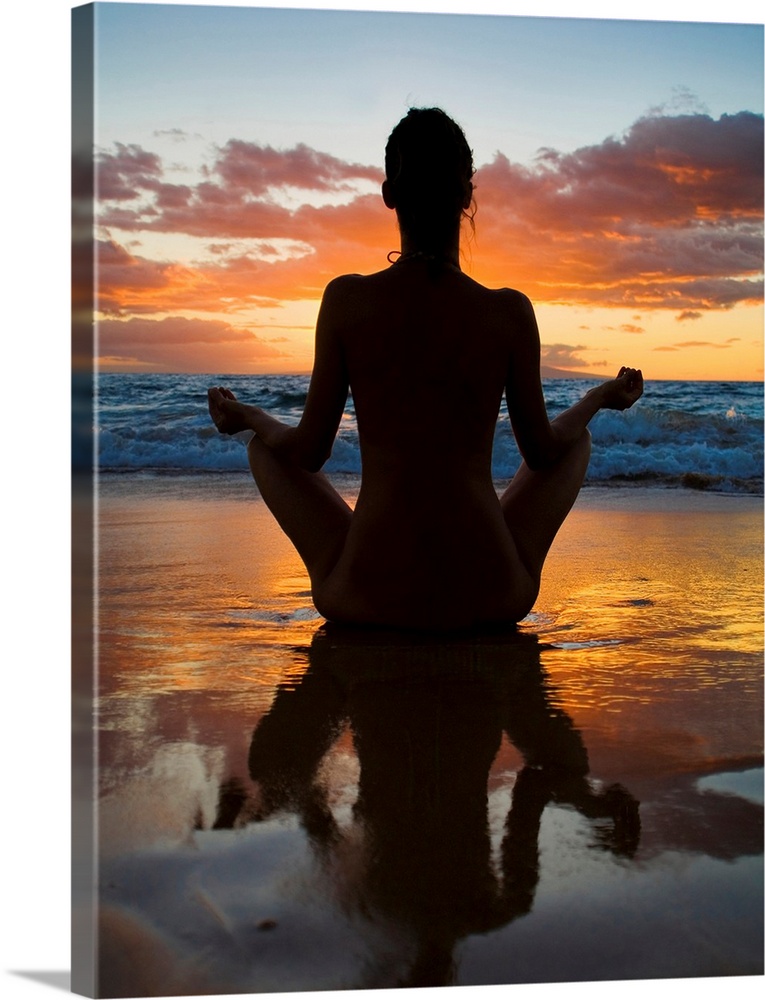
[245,435,353,589]
[500,429,592,600]
[208,387,352,591]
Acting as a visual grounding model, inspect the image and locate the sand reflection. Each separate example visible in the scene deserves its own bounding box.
[96,621,764,996]
[233,627,640,988]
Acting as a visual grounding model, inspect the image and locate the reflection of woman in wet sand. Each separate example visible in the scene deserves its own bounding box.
[208,108,643,629]
[240,628,641,988]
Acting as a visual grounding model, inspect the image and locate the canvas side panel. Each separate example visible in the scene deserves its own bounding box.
[72,3,97,997]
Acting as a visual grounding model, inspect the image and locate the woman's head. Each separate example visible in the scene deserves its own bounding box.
[383,108,475,255]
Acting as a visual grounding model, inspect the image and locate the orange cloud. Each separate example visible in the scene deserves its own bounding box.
[93,111,763,354]
[653,339,735,353]
[672,340,732,348]
[98,316,287,373]
[95,201,398,316]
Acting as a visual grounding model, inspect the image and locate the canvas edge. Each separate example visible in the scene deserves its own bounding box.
[72,3,97,997]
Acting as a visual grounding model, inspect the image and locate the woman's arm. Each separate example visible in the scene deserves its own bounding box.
[289,277,351,471]
[208,278,350,472]
[505,292,643,470]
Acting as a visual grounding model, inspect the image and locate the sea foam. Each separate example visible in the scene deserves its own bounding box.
[96,374,763,493]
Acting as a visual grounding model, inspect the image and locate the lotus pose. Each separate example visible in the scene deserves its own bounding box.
[208,108,643,630]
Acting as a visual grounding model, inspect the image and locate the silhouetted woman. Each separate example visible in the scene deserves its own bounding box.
[208,108,643,629]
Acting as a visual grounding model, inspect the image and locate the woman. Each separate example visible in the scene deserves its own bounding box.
[208,108,643,630]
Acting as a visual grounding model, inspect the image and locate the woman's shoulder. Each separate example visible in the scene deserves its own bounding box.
[496,286,535,314]
[324,269,387,287]
[321,271,382,301]
[462,276,534,312]
[323,272,363,291]
[323,270,535,321]
[469,277,529,301]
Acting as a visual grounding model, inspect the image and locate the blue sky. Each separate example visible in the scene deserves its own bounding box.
[95,3,762,168]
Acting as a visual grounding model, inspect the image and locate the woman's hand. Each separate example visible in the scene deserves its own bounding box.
[597,367,644,411]
[208,385,304,458]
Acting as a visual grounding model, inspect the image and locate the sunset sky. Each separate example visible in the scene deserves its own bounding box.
[89,2,764,380]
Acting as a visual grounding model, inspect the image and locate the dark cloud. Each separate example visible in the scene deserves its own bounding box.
[97,142,163,201]
[475,111,763,309]
[213,140,382,196]
[479,111,762,229]
[153,128,193,141]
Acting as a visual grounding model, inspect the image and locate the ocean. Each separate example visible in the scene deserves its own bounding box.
[94,373,763,493]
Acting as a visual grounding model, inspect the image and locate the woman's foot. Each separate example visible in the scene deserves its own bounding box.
[208,386,252,435]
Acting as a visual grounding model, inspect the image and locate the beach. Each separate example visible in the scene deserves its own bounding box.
[80,474,762,996]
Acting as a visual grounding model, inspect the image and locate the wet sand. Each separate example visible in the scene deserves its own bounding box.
[81,476,763,996]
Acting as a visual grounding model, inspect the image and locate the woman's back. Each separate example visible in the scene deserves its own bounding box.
[339,261,513,477]
[319,260,532,629]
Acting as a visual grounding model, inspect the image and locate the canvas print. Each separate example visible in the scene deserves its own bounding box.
[72,2,764,997]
